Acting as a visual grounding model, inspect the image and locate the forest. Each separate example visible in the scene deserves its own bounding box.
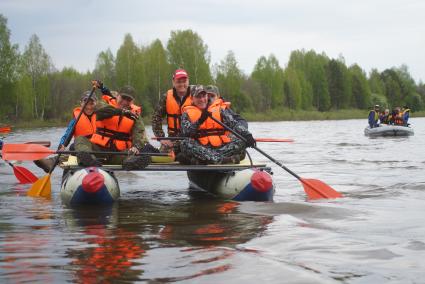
[1,14,424,123]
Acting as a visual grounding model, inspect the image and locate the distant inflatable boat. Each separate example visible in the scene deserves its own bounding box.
[364,124,414,137]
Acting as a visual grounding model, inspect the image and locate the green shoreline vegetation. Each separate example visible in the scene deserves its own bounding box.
[1,14,424,127]
[5,110,425,131]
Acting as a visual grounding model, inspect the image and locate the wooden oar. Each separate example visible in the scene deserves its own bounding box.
[0,153,38,184]
[26,86,97,198]
[152,137,294,143]
[2,143,169,161]
[208,115,342,200]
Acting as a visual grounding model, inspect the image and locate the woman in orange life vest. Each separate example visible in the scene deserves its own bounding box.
[74,86,152,170]
[34,91,97,173]
[151,69,192,153]
[179,85,256,165]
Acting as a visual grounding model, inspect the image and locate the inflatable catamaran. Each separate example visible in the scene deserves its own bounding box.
[60,156,275,206]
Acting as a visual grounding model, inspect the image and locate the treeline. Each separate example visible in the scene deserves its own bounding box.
[1,14,424,122]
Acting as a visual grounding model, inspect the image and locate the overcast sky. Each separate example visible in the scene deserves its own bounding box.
[1,0,424,82]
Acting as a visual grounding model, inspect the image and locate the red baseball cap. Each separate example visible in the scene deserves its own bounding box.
[173,69,188,80]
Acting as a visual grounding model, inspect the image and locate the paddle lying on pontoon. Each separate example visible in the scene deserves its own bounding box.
[207,115,343,200]
[2,143,170,161]
[152,137,294,143]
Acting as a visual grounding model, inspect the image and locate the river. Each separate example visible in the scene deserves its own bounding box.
[1,118,424,283]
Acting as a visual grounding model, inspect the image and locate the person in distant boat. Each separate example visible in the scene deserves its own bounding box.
[390,107,403,125]
[401,105,410,126]
[0,138,3,150]
[75,85,153,170]
[34,91,98,173]
[179,85,255,165]
[379,108,390,124]
[151,69,193,154]
[368,105,380,128]
[205,85,248,129]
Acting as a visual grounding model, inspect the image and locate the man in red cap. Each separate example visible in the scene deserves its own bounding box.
[151,68,192,154]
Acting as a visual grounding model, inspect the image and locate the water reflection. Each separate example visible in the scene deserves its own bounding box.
[61,198,273,282]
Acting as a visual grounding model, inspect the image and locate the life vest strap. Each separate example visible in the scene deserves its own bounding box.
[197,129,226,138]
[96,127,131,141]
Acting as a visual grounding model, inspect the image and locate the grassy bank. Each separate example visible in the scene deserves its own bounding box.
[3,109,424,130]
[241,109,369,121]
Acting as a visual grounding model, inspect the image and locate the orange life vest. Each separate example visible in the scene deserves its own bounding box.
[90,95,140,150]
[165,89,192,135]
[102,95,142,115]
[394,113,404,125]
[72,107,96,138]
[184,104,231,147]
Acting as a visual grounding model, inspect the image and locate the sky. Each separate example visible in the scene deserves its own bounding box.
[1,0,424,82]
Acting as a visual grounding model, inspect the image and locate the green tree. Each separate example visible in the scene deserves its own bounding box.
[251,54,284,110]
[94,48,116,89]
[167,29,212,84]
[115,34,139,87]
[0,14,20,120]
[349,64,371,109]
[282,67,302,109]
[142,39,170,111]
[22,34,53,120]
[215,51,252,112]
[326,58,351,109]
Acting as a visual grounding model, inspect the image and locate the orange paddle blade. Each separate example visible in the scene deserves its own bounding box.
[301,178,343,200]
[25,141,51,147]
[13,166,38,184]
[255,138,294,142]
[2,143,55,161]
[0,126,11,133]
[27,174,51,198]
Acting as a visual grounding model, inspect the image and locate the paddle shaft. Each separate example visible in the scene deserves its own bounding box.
[58,150,168,156]
[153,137,293,142]
[48,86,96,175]
[206,116,302,181]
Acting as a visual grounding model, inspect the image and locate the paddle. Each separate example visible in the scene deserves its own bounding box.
[2,143,170,161]
[207,115,343,200]
[25,141,51,147]
[152,137,294,143]
[0,153,38,184]
[26,86,97,198]
[0,126,11,133]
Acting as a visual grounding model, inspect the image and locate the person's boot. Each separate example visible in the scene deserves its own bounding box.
[176,153,191,165]
[34,157,56,173]
[122,154,151,170]
[77,152,102,167]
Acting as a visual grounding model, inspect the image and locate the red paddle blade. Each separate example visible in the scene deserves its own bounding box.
[27,174,51,198]
[2,144,54,161]
[301,178,343,200]
[13,166,38,184]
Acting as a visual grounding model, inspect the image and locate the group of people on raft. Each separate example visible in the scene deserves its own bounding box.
[368,104,410,128]
[34,69,255,172]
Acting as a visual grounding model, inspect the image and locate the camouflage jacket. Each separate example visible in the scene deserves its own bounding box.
[180,108,251,139]
[95,100,148,149]
[151,87,192,138]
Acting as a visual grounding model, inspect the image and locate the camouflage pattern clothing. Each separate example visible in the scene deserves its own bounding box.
[179,108,250,164]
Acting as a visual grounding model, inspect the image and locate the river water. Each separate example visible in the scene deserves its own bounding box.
[1,118,424,283]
